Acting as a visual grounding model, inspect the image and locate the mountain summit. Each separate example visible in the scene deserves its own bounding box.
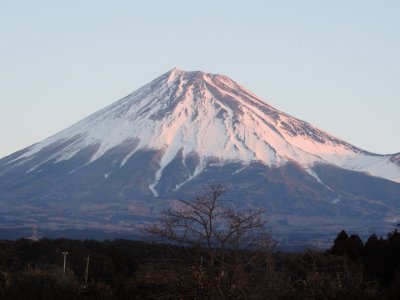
[1,68,400,245]
[9,69,400,192]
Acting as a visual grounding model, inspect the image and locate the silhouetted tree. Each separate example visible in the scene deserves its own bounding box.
[330,230,349,256]
[365,234,385,280]
[145,184,277,299]
[347,234,364,259]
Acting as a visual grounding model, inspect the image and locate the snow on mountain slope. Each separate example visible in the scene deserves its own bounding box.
[9,68,400,191]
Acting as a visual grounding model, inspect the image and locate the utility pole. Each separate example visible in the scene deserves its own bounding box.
[84,255,90,287]
[62,251,69,279]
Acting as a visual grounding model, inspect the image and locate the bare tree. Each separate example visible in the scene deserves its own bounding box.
[145,184,277,299]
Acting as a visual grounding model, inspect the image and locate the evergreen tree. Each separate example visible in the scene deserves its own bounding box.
[330,230,349,255]
[347,234,364,259]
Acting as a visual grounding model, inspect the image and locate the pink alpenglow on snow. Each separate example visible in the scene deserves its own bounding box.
[11,68,400,196]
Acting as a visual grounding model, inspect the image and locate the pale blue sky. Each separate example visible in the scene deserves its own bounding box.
[1,0,399,158]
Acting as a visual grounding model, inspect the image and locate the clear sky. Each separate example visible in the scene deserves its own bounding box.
[1,0,399,159]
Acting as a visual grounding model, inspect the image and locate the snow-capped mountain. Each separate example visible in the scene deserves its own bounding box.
[8,68,400,188]
[1,68,399,245]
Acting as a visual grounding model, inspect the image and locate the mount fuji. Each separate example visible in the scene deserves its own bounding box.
[1,68,400,246]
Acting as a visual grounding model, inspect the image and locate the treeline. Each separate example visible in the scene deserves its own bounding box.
[329,229,400,287]
[0,238,180,299]
[0,231,399,299]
